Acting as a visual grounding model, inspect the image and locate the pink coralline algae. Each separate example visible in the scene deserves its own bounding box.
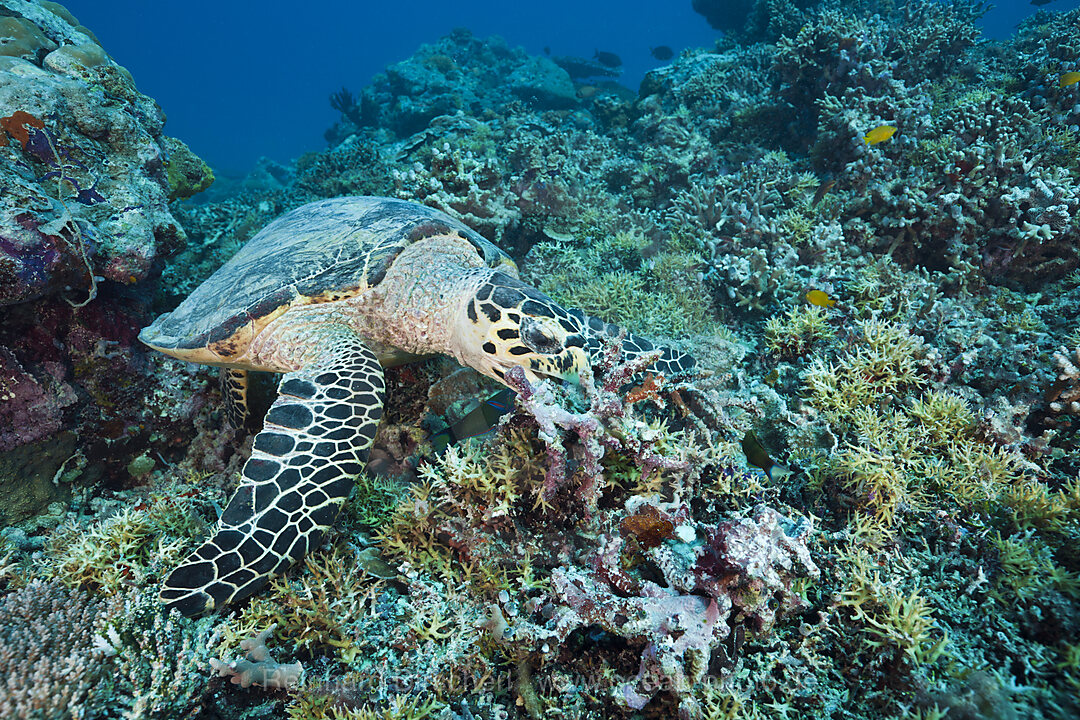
[504,342,692,513]
[0,346,74,451]
[549,502,818,719]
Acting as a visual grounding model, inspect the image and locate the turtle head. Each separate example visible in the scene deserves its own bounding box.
[456,271,589,386]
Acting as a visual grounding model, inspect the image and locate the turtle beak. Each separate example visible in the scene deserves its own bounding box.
[524,346,589,387]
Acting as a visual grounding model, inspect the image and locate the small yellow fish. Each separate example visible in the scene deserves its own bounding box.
[864,124,897,145]
[1060,72,1080,88]
[805,289,836,308]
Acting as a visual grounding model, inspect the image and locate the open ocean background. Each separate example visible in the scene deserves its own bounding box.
[61,0,1080,175]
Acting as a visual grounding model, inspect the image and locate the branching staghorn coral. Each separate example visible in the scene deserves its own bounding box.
[751,1,1080,290]
[524,227,716,338]
[44,483,215,592]
[668,151,841,314]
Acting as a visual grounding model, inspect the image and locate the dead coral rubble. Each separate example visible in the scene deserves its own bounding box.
[211,625,304,689]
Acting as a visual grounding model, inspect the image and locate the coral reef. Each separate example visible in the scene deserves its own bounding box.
[770,3,1076,288]
[549,502,817,717]
[3,2,1080,720]
[1048,344,1080,419]
[0,580,116,718]
[0,0,199,304]
[334,28,578,142]
[0,578,218,719]
[0,0,221,522]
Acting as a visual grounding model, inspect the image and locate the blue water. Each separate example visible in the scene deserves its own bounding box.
[63,0,1080,175]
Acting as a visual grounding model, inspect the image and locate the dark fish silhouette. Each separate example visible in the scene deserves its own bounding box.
[650,45,674,60]
[741,431,792,481]
[812,178,836,206]
[594,50,622,68]
[553,55,621,79]
[429,388,515,454]
[1030,0,1056,5]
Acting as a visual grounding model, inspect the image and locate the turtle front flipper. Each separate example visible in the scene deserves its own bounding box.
[161,332,386,616]
[569,309,696,376]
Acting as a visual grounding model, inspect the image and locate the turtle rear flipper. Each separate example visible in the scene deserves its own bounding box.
[161,331,385,616]
[221,368,249,430]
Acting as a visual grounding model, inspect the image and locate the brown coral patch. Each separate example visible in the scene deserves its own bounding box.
[619,504,675,550]
[0,110,45,150]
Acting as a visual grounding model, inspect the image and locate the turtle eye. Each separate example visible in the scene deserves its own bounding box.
[519,317,561,354]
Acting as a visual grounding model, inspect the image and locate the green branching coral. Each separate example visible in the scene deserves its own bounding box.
[1001,475,1080,532]
[344,472,409,532]
[287,692,444,720]
[991,531,1080,602]
[908,388,976,446]
[837,550,949,666]
[43,483,212,592]
[764,305,835,358]
[796,313,1072,530]
[377,427,552,591]
[525,230,714,338]
[229,541,389,665]
[803,318,928,425]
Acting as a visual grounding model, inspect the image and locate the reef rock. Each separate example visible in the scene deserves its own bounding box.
[342,29,579,140]
[507,56,576,109]
[0,0,216,522]
[691,0,754,33]
[0,0,209,306]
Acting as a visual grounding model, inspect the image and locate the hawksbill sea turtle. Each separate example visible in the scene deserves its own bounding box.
[140,196,694,616]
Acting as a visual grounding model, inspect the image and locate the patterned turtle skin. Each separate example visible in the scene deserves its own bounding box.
[140,196,694,616]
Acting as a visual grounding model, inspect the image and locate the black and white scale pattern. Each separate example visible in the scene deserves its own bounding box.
[160,332,385,616]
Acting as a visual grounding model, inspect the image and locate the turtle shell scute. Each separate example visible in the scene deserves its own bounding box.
[147,196,513,351]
